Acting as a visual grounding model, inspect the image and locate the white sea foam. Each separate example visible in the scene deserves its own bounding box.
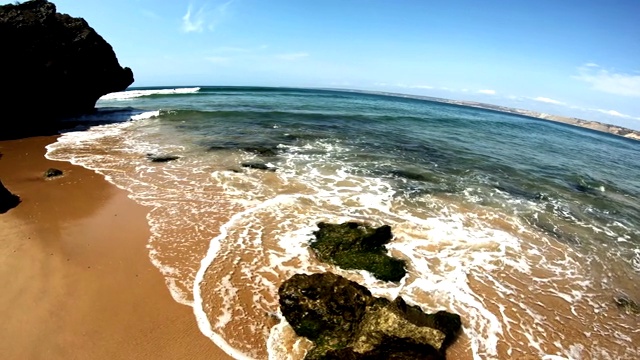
[99,87,201,101]
[131,110,160,120]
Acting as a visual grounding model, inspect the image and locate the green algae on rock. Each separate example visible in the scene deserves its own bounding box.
[310,222,407,282]
[278,272,462,359]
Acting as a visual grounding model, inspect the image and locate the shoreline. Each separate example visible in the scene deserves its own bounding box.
[0,136,232,360]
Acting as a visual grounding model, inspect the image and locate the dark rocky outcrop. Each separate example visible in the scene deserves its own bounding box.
[310,222,407,282]
[0,0,134,137]
[614,294,640,315]
[278,273,462,359]
[43,167,63,178]
[243,147,279,157]
[147,154,180,163]
[241,162,277,172]
[0,180,20,213]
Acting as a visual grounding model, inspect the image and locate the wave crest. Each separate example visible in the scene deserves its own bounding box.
[99,87,201,101]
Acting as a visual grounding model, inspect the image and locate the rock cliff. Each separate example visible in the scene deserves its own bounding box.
[0,0,133,133]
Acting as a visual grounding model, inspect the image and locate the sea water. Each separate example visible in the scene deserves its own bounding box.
[46,87,640,359]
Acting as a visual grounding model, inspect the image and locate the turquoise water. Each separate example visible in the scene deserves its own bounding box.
[48,87,640,359]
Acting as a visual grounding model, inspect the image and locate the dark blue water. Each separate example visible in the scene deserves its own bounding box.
[48,87,640,359]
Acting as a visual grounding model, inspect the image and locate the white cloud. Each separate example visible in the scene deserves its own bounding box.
[409,84,434,89]
[182,5,204,33]
[575,65,640,97]
[478,89,496,95]
[532,96,565,105]
[181,0,235,33]
[584,62,599,67]
[276,52,310,60]
[593,109,639,120]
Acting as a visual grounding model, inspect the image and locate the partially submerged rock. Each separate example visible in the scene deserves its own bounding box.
[311,222,407,282]
[614,294,640,315]
[241,162,277,172]
[0,180,20,213]
[278,272,462,359]
[243,147,278,157]
[44,168,63,178]
[147,154,180,163]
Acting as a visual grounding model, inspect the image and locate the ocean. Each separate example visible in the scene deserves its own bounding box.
[45,86,640,359]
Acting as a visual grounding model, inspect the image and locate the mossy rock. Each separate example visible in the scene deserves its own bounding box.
[310,222,407,282]
[278,273,462,360]
[333,251,406,282]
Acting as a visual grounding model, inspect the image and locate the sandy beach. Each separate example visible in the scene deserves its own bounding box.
[0,136,231,360]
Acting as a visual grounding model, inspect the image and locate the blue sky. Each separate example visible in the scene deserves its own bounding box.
[6,0,640,129]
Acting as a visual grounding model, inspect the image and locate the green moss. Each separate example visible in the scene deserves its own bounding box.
[310,222,407,282]
[333,251,406,282]
[296,317,324,340]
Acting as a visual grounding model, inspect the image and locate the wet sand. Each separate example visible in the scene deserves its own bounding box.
[0,136,232,360]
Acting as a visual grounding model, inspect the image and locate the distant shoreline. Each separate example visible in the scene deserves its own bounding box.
[321,88,640,142]
[120,85,640,142]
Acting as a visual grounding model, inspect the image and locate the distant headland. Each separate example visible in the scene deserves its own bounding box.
[334,89,640,142]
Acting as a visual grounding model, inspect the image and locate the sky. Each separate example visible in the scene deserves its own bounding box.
[6,0,640,129]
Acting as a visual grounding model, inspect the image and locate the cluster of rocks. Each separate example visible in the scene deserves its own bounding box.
[279,272,461,359]
[278,222,463,359]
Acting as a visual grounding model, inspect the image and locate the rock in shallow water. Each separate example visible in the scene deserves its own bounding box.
[147,154,180,163]
[310,222,407,282]
[614,294,640,315]
[43,168,63,178]
[278,272,462,359]
[241,162,277,172]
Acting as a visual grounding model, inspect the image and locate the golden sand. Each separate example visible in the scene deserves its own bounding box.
[0,136,231,360]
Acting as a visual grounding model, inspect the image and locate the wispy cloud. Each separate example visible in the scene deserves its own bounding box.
[593,109,640,120]
[478,89,496,95]
[182,5,204,33]
[276,52,310,61]
[575,64,640,97]
[532,96,565,105]
[181,0,235,33]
